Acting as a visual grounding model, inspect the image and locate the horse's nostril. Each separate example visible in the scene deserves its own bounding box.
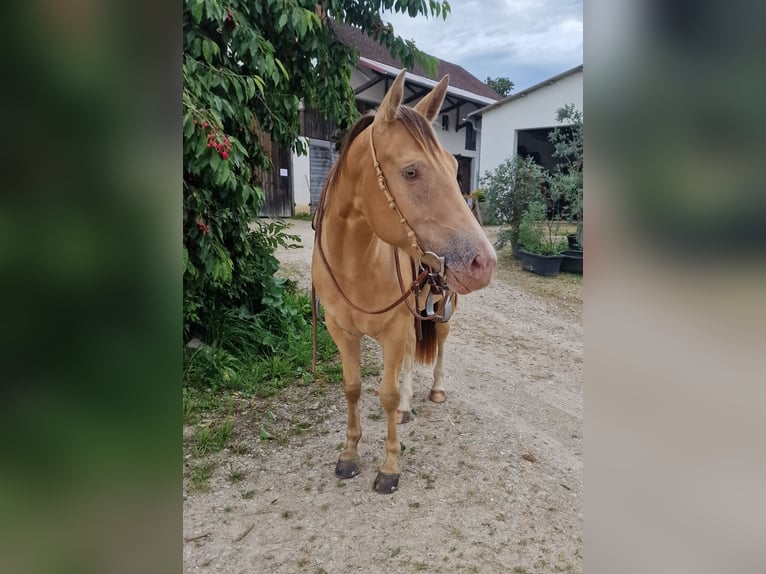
[467,249,497,285]
[471,250,495,273]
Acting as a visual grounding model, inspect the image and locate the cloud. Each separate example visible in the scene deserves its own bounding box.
[382,0,582,89]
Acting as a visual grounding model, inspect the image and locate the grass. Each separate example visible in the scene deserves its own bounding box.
[183,287,338,425]
[231,443,250,455]
[190,461,216,492]
[194,420,233,456]
[227,465,246,483]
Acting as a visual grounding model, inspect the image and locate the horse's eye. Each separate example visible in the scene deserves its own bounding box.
[403,167,418,179]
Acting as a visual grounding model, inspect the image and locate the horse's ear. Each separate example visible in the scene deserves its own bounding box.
[413,75,449,122]
[374,69,407,125]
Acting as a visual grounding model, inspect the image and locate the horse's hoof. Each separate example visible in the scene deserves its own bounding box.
[429,390,447,403]
[373,472,400,494]
[396,410,412,424]
[335,458,360,479]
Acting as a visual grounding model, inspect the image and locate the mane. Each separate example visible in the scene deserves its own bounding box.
[312,113,375,229]
[327,113,375,193]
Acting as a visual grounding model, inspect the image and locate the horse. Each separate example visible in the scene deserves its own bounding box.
[311,70,496,493]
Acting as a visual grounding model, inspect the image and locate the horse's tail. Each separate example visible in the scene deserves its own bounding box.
[415,318,437,365]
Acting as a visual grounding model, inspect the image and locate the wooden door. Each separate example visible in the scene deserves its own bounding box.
[255,133,293,217]
[309,140,338,215]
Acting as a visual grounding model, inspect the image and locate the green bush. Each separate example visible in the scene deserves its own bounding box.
[517,201,568,256]
[482,155,546,245]
[183,285,336,398]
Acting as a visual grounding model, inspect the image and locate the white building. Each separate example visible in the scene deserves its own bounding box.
[468,65,583,180]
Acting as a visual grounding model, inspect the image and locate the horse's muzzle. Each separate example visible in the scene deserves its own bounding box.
[444,237,496,294]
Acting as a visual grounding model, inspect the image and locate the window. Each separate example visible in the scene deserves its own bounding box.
[465,122,476,151]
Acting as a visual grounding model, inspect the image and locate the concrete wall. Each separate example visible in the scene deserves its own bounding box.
[478,70,583,178]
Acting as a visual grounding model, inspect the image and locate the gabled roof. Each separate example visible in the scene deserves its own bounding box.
[469,65,583,118]
[330,21,501,103]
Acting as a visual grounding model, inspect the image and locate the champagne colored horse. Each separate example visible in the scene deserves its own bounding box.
[312,70,496,493]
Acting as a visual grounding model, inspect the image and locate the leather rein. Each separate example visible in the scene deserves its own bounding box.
[311,125,456,372]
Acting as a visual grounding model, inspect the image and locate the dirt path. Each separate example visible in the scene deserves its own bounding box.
[183,219,583,573]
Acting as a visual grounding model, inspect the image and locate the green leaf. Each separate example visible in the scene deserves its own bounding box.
[231,78,243,101]
[190,0,204,25]
[202,40,211,64]
[183,113,195,139]
[253,76,265,95]
[267,410,276,421]
[277,12,287,30]
[259,427,273,440]
[274,59,288,80]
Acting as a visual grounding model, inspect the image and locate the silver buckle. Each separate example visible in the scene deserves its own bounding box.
[419,251,446,277]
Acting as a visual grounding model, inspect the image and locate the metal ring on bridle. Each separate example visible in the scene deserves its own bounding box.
[418,251,446,277]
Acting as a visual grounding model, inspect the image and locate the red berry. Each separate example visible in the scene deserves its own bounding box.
[221,151,229,159]
[203,121,209,128]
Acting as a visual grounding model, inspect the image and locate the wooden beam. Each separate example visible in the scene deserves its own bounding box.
[402,87,430,104]
[354,74,385,95]
[440,101,462,114]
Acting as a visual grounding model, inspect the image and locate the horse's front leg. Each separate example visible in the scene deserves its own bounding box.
[429,321,450,403]
[373,324,408,493]
[325,317,363,480]
[397,329,416,424]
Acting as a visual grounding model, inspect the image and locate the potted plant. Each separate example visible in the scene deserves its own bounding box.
[548,104,583,272]
[517,200,568,276]
[482,155,546,258]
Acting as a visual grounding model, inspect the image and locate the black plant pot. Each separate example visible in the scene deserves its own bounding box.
[560,249,583,274]
[567,234,582,250]
[518,249,565,277]
[511,241,521,259]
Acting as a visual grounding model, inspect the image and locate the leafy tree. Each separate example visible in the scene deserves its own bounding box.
[485,76,514,97]
[182,0,450,340]
[548,104,583,245]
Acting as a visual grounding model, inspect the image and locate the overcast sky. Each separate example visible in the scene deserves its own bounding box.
[382,0,582,92]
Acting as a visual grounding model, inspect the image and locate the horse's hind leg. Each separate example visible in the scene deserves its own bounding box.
[397,330,416,424]
[429,321,450,403]
[373,325,408,493]
[325,317,363,480]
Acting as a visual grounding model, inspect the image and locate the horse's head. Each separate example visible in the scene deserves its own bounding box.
[362,70,496,294]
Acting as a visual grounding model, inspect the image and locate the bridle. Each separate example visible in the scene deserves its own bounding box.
[311,124,456,371]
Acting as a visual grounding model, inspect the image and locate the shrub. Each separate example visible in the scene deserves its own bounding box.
[482,155,546,246]
[517,201,568,256]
